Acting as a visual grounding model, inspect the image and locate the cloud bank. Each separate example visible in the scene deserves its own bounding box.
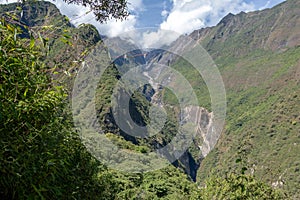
[0,0,284,48]
[141,0,255,48]
[161,0,255,35]
[52,0,138,37]
[50,0,256,47]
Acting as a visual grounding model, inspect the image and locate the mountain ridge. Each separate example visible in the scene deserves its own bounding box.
[139,1,299,198]
[1,0,299,198]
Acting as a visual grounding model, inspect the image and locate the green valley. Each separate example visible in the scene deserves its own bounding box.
[0,0,299,199]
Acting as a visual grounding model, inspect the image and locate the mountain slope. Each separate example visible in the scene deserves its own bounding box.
[191,0,300,57]
[138,0,299,197]
[83,0,300,195]
[0,2,204,199]
[159,0,300,197]
[1,0,299,198]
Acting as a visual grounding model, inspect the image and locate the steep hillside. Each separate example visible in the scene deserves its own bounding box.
[156,0,300,198]
[1,0,299,198]
[0,2,216,180]
[0,1,101,75]
[136,0,300,197]
[0,2,204,199]
[190,0,300,57]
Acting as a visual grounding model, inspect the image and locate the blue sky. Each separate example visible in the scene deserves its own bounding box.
[1,0,286,47]
[135,0,285,28]
[52,0,285,47]
[134,0,174,27]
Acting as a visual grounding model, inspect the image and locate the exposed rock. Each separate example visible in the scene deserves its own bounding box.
[180,106,214,157]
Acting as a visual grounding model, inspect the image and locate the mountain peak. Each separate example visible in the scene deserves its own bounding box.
[217,12,235,26]
[188,0,300,57]
[0,1,72,29]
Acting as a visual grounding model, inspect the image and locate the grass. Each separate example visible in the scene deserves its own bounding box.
[196,45,300,198]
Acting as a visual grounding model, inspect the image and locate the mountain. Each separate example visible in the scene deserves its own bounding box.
[143,0,299,198]
[91,0,300,192]
[1,0,299,199]
[0,1,101,74]
[97,0,299,197]
[1,2,206,199]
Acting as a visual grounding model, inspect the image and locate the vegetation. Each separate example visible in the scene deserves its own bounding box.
[1,0,298,199]
[63,0,129,22]
[0,6,197,199]
[0,16,113,199]
[13,0,129,23]
[197,46,300,199]
[196,173,286,200]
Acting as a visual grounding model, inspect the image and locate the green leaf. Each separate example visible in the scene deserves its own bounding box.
[30,37,35,49]
[24,88,28,97]
[63,33,71,39]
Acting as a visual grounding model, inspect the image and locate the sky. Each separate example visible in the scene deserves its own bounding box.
[1,0,286,48]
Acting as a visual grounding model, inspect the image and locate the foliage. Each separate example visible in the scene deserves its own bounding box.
[1,1,299,199]
[105,133,150,153]
[62,0,129,23]
[0,10,200,200]
[195,155,287,199]
[116,166,198,199]
[198,46,300,198]
[195,173,286,200]
[0,17,115,199]
[4,0,128,23]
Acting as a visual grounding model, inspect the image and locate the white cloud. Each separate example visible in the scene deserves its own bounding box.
[161,10,169,17]
[0,0,264,48]
[0,0,18,4]
[142,29,181,49]
[258,0,271,10]
[0,0,140,38]
[97,15,137,37]
[51,0,256,47]
[160,0,255,35]
[50,0,140,37]
[53,0,92,25]
[127,0,144,12]
[160,5,211,34]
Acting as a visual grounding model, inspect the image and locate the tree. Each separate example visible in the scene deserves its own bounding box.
[7,0,129,23]
[61,0,129,23]
[191,157,288,200]
[0,17,117,199]
[193,173,287,200]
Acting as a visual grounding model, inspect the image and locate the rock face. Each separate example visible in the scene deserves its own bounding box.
[181,106,214,157]
[108,42,217,179]
[137,48,217,180]
[135,0,300,184]
[143,54,217,156]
